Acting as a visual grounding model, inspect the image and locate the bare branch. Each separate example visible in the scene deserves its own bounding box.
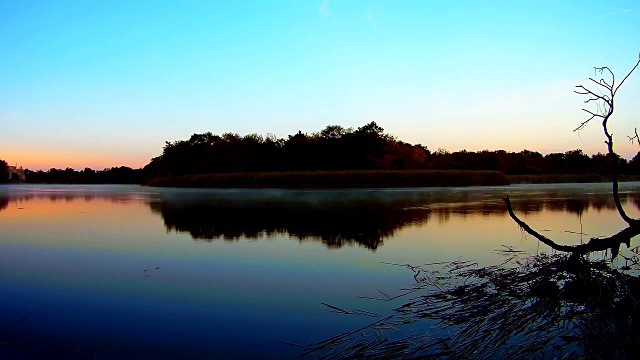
[504,196,638,258]
[512,53,640,257]
[628,128,640,146]
[574,107,611,131]
[595,66,615,87]
[503,196,575,253]
[574,85,612,105]
[583,97,610,106]
[599,77,612,89]
[582,108,605,118]
[574,116,595,132]
[613,55,640,95]
[588,77,612,91]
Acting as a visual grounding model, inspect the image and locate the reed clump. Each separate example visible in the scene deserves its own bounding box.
[509,174,640,184]
[146,170,509,188]
[295,252,640,359]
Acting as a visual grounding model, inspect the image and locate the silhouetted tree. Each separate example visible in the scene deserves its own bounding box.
[283,131,313,170]
[505,53,640,259]
[300,55,640,360]
[141,120,640,182]
[319,124,349,139]
[23,166,140,184]
[629,151,640,175]
[563,149,591,173]
[0,159,8,183]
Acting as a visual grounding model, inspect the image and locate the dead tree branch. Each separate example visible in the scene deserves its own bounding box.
[506,53,640,257]
[628,128,640,146]
[574,55,640,226]
[504,196,638,259]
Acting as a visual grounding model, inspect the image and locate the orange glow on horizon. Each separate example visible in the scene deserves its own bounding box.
[0,195,161,249]
[1,148,149,171]
[3,133,639,172]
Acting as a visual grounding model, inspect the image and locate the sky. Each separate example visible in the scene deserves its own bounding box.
[1,0,639,170]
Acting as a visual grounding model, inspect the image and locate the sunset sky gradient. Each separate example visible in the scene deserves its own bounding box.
[1,0,639,170]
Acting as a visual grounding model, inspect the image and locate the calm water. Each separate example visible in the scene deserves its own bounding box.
[1,183,639,359]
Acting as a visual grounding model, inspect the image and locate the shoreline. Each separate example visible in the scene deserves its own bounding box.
[143,170,640,189]
[8,172,640,188]
[145,170,508,188]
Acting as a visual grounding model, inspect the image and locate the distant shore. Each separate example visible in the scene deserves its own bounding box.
[143,170,640,189]
[145,170,509,188]
[508,174,640,184]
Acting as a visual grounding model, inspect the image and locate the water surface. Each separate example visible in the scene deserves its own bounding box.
[1,183,639,359]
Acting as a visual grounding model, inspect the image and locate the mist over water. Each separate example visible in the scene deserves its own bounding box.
[1,183,639,358]
[150,184,640,249]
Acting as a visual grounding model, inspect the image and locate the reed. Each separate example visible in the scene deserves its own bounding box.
[146,170,510,188]
[293,252,640,359]
[509,174,640,184]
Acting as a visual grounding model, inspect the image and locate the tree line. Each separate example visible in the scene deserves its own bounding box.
[142,121,640,180]
[0,161,141,184]
[4,121,640,184]
[0,159,9,183]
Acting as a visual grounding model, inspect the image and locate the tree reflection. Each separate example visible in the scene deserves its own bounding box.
[2,185,639,251]
[0,197,8,213]
[0,189,150,205]
[148,188,640,251]
[149,200,410,250]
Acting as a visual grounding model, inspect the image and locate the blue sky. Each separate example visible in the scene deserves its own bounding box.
[1,0,639,170]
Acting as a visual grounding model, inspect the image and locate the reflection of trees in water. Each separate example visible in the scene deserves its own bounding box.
[2,185,639,250]
[0,191,149,205]
[0,197,8,213]
[149,189,640,251]
[149,201,413,250]
[0,190,136,213]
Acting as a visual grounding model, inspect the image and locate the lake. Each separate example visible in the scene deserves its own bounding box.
[1,183,639,359]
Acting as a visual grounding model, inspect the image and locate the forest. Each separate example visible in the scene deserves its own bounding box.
[0,160,8,183]
[4,121,640,184]
[142,121,640,180]
[0,163,140,184]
